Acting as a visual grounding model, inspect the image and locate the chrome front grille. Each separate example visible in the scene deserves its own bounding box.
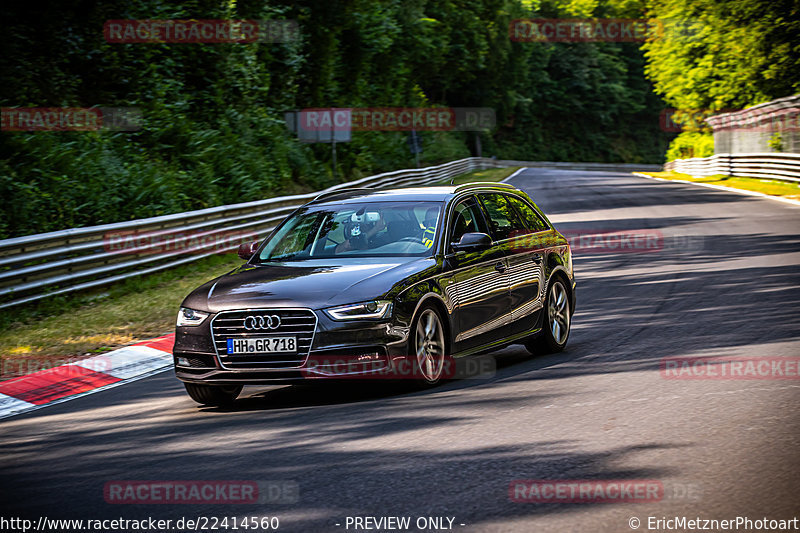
[210,309,317,369]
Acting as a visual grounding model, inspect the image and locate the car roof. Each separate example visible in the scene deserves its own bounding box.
[307,182,519,205]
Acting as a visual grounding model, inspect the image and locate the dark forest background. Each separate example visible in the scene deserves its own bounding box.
[1,0,797,238]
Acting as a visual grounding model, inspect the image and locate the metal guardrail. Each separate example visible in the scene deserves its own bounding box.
[664,153,800,183]
[0,157,663,309]
[0,157,502,309]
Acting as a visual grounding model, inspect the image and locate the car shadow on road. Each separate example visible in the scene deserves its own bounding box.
[0,363,694,528]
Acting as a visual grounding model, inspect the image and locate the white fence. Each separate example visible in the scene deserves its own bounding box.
[664,153,800,182]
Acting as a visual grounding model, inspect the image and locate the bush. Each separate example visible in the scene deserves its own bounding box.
[665,132,715,161]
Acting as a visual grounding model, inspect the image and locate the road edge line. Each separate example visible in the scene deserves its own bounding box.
[632,172,800,207]
[502,167,528,182]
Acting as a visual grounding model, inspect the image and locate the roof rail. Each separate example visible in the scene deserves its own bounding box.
[453,182,516,193]
[310,187,375,203]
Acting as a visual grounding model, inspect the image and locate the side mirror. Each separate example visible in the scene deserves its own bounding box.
[237,240,260,260]
[451,232,493,253]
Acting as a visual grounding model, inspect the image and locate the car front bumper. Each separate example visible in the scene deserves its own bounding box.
[174,310,414,385]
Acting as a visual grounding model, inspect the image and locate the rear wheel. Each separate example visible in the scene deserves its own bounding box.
[412,306,447,386]
[184,383,242,407]
[525,277,571,355]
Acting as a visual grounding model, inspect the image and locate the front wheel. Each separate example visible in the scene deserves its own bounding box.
[525,278,571,355]
[412,306,447,386]
[184,383,242,407]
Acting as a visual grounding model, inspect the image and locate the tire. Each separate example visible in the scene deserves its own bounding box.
[411,305,448,387]
[525,277,571,355]
[184,383,242,407]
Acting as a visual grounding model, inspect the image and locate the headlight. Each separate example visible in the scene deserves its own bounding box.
[326,300,393,320]
[176,307,209,327]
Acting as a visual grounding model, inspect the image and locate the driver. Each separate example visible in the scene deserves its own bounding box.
[335,210,386,253]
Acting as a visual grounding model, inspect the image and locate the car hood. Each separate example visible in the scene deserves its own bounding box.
[182,257,436,313]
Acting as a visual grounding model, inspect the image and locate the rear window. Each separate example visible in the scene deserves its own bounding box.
[507,195,549,232]
[479,193,528,241]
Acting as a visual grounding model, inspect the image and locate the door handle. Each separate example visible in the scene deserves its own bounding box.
[494,262,506,273]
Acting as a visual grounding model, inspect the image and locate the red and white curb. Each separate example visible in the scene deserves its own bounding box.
[0,334,174,420]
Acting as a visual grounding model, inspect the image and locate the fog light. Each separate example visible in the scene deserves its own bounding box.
[177,357,191,367]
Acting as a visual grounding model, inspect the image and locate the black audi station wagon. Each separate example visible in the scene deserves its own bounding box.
[174,183,575,406]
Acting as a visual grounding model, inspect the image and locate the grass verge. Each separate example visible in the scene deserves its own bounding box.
[0,166,520,363]
[640,171,800,200]
[443,166,520,185]
[0,255,241,362]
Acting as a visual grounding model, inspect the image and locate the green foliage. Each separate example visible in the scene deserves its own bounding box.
[642,0,800,160]
[643,0,800,111]
[1,0,673,239]
[768,132,784,153]
[665,131,714,161]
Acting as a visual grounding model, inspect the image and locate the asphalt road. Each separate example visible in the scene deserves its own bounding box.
[2,169,799,532]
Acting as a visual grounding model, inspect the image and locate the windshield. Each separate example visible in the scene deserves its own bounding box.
[257,201,442,262]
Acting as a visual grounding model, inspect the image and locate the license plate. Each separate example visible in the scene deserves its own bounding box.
[226,337,297,354]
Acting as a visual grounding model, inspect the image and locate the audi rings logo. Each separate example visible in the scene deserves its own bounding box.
[243,315,281,330]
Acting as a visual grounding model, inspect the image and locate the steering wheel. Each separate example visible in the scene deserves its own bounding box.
[398,237,422,243]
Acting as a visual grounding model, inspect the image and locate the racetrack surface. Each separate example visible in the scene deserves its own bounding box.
[2,168,799,532]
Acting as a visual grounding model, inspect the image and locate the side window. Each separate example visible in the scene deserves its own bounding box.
[507,196,549,232]
[448,197,485,246]
[479,194,527,241]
